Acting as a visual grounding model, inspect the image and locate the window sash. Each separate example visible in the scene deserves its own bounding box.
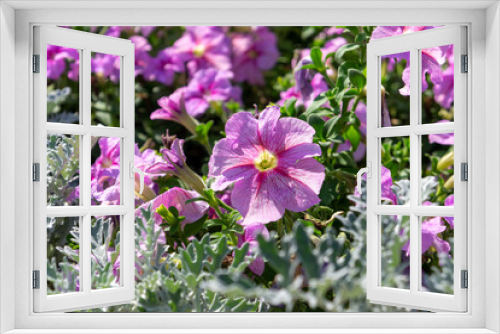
[32,26,136,313]
[366,25,468,312]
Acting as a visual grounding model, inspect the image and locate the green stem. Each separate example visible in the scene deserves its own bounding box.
[217,198,234,213]
[321,70,336,89]
[351,96,362,113]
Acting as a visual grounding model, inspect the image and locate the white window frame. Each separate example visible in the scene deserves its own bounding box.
[33,25,136,312]
[1,1,499,333]
[366,26,467,312]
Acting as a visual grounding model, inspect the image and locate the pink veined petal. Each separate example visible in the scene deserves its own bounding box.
[224,112,261,146]
[209,138,258,177]
[231,172,285,225]
[276,158,326,196]
[276,117,316,151]
[210,175,234,191]
[278,143,322,167]
[266,169,322,215]
[258,107,284,153]
[145,162,175,175]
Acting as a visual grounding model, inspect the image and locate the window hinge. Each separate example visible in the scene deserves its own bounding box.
[33,54,40,73]
[461,54,468,73]
[461,270,468,289]
[33,270,40,289]
[33,163,40,182]
[461,162,468,181]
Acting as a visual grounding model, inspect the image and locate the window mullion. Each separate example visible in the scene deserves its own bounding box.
[409,47,420,294]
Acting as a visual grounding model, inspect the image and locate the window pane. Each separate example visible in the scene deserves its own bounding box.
[91,52,121,127]
[380,215,410,289]
[47,216,80,295]
[420,216,454,294]
[47,134,80,206]
[421,134,454,206]
[421,45,454,124]
[381,136,410,205]
[380,51,410,127]
[47,45,80,124]
[91,215,121,290]
[91,137,121,206]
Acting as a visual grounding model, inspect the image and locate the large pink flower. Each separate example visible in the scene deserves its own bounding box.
[209,107,325,225]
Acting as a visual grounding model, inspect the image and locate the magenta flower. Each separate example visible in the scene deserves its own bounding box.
[174,26,231,75]
[90,137,121,205]
[209,106,325,225]
[237,224,269,276]
[231,27,279,85]
[150,88,199,134]
[129,36,152,76]
[294,56,316,98]
[429,121,454,145]
[433,49,454,109]
[371,26,448,96]
[95,137,120,170]
[322,37,348,55]
[185,69,241,117]
[138,187,209,227]
[143,47,183,85]
[134,146,163,204]
[47,45,78,80]
[402,216,450,256]
[146,138,186,175]
[92,53,120,83]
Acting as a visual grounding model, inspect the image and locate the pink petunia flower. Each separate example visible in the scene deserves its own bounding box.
[150,88,199,134]
[185,68,241,117]
[174,26,232,75]
[231,26,280,85]
[47,45,78,80]
[143,47,184,85]
[237,223,269,276]
[433,48,454,109]
[371,26,448,96]
[91,53,120,83]
[402,216,450,255]
[209,106,325,225]
[429,120,454,145]
[134,145,163,204]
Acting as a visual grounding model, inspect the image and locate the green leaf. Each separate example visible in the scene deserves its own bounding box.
[347,69,366,90]
[308,114,325,140]
[295,225,321,279]
[305,93,329,115]
[323,116,340,141]
[183,214,208,238]
[310,47,323,70]
[344,125,362,151]
[335,44,360,63]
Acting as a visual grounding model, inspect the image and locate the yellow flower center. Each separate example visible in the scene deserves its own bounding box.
[193,44,205,58]
[254,150,278,172]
